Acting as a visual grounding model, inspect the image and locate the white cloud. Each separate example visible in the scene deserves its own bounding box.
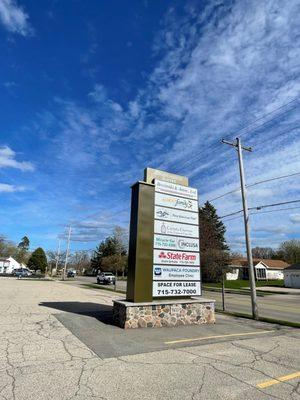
[290,214,300,223]
[88,84,107,103]
[0,146,34,171]
[0,0,32,36]
[0,183,25,192]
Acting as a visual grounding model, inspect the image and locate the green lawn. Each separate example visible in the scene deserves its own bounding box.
[203,279,284,290]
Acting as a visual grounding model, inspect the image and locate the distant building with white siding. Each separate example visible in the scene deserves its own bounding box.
[0,257,23,274]
[226,258,289,281]
[284,264,300,288]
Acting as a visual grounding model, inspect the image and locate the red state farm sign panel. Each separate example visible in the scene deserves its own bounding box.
[153,249,200,266]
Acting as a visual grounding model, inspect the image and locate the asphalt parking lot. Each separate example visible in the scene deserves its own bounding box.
[1,277,300,400]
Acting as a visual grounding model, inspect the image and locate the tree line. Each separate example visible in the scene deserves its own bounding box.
[2,204,300,280]
[0,235,48,273]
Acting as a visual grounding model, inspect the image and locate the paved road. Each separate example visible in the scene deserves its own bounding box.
[74,275,127,291]
[0,278,300,399]
[209,290,300,324]
[74,276,300,324]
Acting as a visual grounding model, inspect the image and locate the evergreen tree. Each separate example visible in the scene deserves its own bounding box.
[199,201,230,282]
[199,202,229,252]
[27,247,47,272]
[17,236,30,264]
[18,236,30,251]
[90,227,128,274]
[90,237,118,272]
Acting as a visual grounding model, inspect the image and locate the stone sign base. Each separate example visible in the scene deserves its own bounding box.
[113,298,215,329]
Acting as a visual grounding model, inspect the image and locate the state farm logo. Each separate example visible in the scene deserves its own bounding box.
[158,251,167,259]
[159,251,196,261]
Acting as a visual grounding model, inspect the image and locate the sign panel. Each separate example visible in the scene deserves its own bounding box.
[153,281,201,297]
[144,168,188,186]
[155,192,198,212]
[153,249,200,266]
[154,234,199,251]
[154,220,199,238]
[154,179,198,200]
[155,206,198,225]
[153,265,200,281]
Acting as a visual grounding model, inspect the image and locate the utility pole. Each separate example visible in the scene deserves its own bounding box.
[221,137,258,320]
[62,227,71,281]
[54,239,61,277]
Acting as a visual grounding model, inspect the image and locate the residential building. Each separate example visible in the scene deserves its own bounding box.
[226,258,289,281]
[283,264,300,288]
[0,257,22,274]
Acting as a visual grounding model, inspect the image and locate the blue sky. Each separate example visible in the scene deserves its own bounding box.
[0,0,299,254]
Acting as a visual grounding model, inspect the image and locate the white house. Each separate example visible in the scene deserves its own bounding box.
[284,264,300,288]
[0,257,22,274]
[226,258,289,281]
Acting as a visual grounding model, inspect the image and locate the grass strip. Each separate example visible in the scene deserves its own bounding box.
[216,309,300,329]
[80,283,126,294]
[203,286,270,297]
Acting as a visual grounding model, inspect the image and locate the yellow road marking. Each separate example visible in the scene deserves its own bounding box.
[257,372,300,389]
[165,330,275,344]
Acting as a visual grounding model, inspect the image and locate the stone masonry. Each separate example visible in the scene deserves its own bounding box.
[113,298,215,329]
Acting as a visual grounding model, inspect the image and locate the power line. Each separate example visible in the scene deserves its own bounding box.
[222,206,300,222]
[249,199,300,211]
[224,96,300,141]
[174,97,299,177]
[247,172,300,189]
[208,171,300,202]
[250,206,300,216]
[221,200,300,220]
[220,209,243,219]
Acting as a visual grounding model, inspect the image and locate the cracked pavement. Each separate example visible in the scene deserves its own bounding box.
[0,278,299,400]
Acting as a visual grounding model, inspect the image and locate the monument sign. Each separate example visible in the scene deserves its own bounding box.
[113,168,215,329]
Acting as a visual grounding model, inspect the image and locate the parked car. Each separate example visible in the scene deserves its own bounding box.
[14,268,32,278]
[67,269,76,278]
[97,272,115,285]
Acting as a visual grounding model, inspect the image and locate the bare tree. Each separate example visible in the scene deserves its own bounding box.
[278,240,300,264]
[252,247,275,259]
[69,250,91,275]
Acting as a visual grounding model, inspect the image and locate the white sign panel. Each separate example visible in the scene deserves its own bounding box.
[155,192,198,212]
[153,281,201,297]
[153,265,200,281]
[155,206,198,225]
[153,249,200,266]
[154,234,199,251]
[155,180,198,200]
[154,220,199,238]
